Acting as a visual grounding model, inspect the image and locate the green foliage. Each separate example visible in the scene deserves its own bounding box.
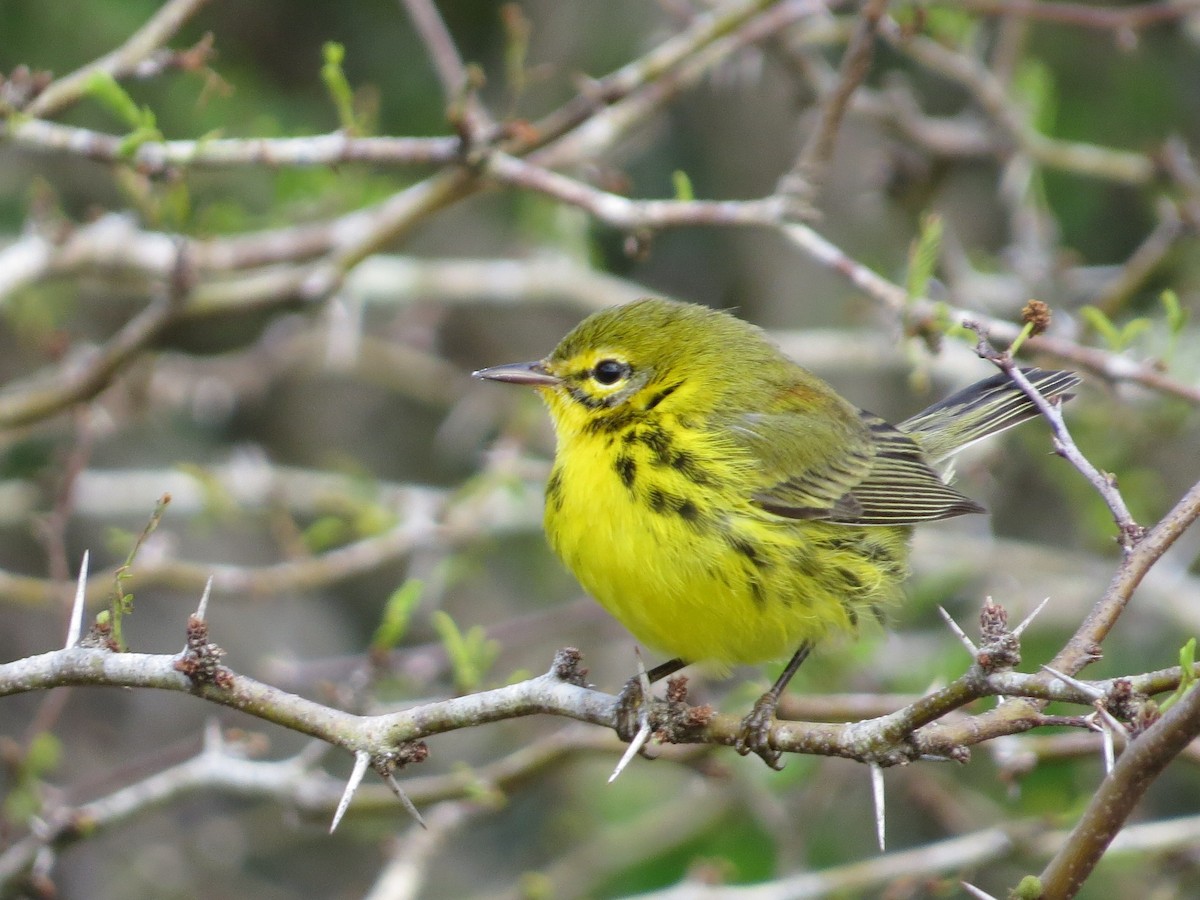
[1161,289,1188,334]
[1160,289,1188,359]
[1011,874,1044,899]
[1079,305,1151,352]
[83,70,162,154]
[1158,638,1197,714]
[107,494,171,651]
[905,212,942,302]
[321,42,361,134]
[671,169,695,203]
[370,579,424,654]
[431,610,499,693]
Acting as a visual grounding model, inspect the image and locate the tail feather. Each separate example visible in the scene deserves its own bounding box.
[899,368,1079,461]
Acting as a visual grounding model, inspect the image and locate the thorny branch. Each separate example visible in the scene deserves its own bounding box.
[3,0,1200,896]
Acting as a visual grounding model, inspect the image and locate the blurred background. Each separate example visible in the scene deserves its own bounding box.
[2,0,1200,897]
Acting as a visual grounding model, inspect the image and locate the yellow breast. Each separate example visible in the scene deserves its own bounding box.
[542,410,906,668]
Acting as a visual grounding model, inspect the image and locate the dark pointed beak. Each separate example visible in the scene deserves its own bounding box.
[472,361,562,387]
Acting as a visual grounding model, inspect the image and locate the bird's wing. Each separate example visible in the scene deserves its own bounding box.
[734,400,984,526]
[731,404,876,521]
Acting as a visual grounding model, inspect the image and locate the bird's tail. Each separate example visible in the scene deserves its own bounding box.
[899,368,1080,462]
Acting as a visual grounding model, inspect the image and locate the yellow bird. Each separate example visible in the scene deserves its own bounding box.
[475,298,1077,765]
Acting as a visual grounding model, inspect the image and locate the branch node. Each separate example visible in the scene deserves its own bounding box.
[550,646,588,686]
[976,597,1021,672]
[174,615,231,688]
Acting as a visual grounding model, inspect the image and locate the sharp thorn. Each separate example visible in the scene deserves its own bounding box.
[870,763,886,852]
[1012,597,1051,638]
[937,606,978,654]
[382,770,427,829]
[1041,665,1105,701]
[65,550,90,649]
[195,575,214,621]
[609,721,651,783]
[330,751,370,833]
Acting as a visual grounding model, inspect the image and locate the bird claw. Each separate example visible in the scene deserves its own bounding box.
[735,692,785,770]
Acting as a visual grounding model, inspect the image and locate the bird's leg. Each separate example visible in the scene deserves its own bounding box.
[735,643,813,769]
[615,657,687,742]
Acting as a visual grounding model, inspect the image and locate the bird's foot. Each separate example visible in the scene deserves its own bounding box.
[735,691,785,770]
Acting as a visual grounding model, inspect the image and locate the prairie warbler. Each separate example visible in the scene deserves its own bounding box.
[475,298,1077,765]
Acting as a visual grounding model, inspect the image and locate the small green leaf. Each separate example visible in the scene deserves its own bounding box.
[321,42,359,134]
[371,580,424,653]
[906,212,943,301]
[117,122,163,159]
[1162,289,1187,335]
[1160,637,1197,713]
[83,71,162,153]
[432,610,499,693]
[84,71,144,129]
[1079,305,1119,347]
[1080,306,1150,352]
[671,170,695,202]
[1123,318,1151,347]
[1012,874,1044,899]
[107,494,171,651]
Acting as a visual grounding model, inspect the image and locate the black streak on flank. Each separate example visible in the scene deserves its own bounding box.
[669,449,713,486]
[615,455,637,490]
[546,468,564,512]
[748,576,765,607]
[646,487,702,524]
[728,534,768,569]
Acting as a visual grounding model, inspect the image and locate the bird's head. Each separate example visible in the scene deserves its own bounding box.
[473,298,785,437]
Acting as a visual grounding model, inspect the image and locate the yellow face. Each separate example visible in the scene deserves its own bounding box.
[535,345,672,440]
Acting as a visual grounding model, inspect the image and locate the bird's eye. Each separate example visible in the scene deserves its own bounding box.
[592,359,628,385]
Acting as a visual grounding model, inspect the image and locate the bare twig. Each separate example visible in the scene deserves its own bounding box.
[783,0,890,197]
